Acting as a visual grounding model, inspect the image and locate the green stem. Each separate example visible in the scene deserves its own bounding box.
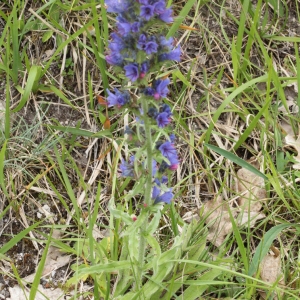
[136,96,153,288]
[141,99,153,207]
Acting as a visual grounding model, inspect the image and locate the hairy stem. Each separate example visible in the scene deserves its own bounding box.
[136,96,153,288]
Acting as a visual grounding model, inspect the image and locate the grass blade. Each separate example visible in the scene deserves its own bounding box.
[248,224,294,276]
[204,74,268,144]
[0,221,42,255]
[12,65,39,113]
[29,229,53,300]
[204,143,267,180]
[0,140,9,197]
[167,0,197,39]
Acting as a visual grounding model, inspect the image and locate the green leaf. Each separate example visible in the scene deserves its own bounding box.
[167,0,197,39]
[0,140,8,197]
[266,0,284,17]
[171,70,191,87]
[264,36,300,43]
[0,221,42,255]
[145,210,161,235]
[204,74,268,144]
[29,229,53,300]
[42,30,53,42]
[248,224,295,276]
[12,66,40,112]
[76,261,132,277]
[49,85,76,108]
[233,88,272,150]
[204,143,267,180]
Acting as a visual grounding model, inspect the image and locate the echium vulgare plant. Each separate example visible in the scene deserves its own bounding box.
[105,0,181,288]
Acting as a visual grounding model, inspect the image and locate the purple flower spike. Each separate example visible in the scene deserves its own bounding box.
[153,78,170,100]
[124,63,139,81]
[105,0,181,205]
[140,5,155,21]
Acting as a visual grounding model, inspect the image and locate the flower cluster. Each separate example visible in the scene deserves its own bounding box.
[105,0,180,205]
[105,0,180,84]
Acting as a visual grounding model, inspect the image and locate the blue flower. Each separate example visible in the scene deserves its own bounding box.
[105,0,132,13]
[109,36,124,52]
[159,46,181,62]
[161,104,172,116]
[169,134,175,143]
[137,34,147,50]
[144,86,154,96]
[144,41,158,54]
[159,141,177,159]
[109,33,125,52]
[106,52,123,66]
[124,63,139,81]
[153,78,170,100]
[131,21,141,32]
[159,141,179,170]
[159,7,173,23]
[119,156,135,177]
[140,5,155,21]
[159,36,174,50]
[107,88,130,107]
[155,176,168,185]
[156,111,170,127]
[116,16,132,35]
[139,0,149,4]
[152,185,160,199]
[152,182,173,204]
[154,1,166,14]
[140,61,149,78]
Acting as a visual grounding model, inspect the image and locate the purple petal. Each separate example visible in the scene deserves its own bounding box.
[124,63,139,81]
